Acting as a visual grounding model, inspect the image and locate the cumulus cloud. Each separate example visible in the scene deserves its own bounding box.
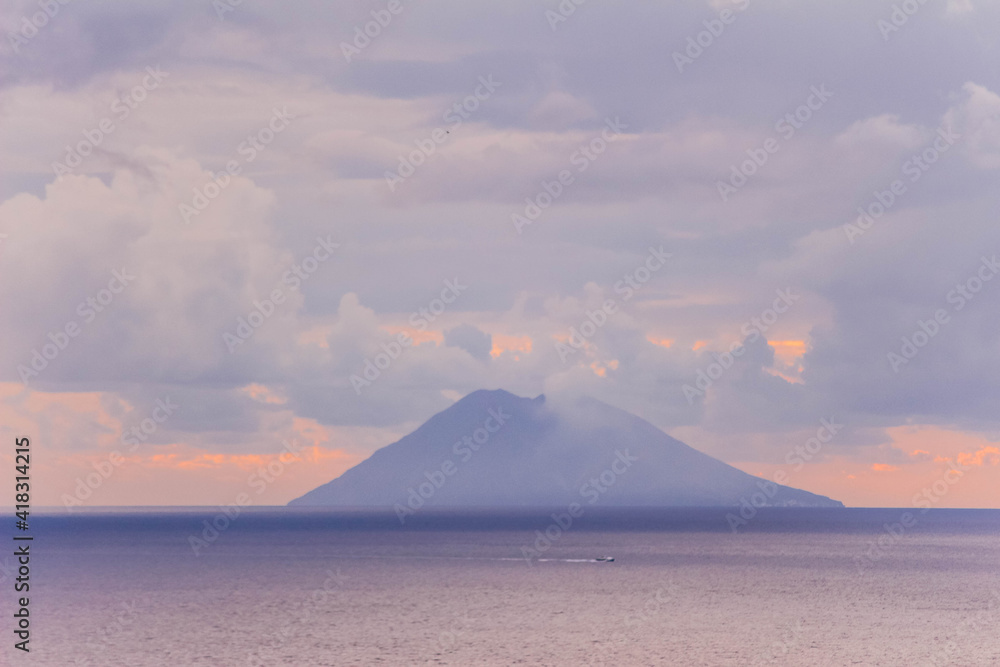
[3,0,1000,506]
[944,82,1000,169]
[444,324,493,361]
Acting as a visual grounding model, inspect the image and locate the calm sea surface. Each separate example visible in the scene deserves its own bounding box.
[4,508,999,666]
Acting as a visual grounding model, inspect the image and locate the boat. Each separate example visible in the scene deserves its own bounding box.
[595,556,615,562]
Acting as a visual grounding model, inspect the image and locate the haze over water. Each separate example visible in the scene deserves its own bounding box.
[7,508,998,666]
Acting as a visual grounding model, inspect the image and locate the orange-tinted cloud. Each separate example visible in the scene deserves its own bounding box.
[646,336,674,349]
[768,339,806,365]
[490,334,532,359]
[140,444,350,471]
[871,463,900,472]
[957,446,1000,467]
[48,441,360,506]
[763,368,804,385]
[240,383,287,405]
[552,333,596,356]
[0,384,126,451]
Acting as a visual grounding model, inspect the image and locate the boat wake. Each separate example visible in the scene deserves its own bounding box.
[324,555,614,563]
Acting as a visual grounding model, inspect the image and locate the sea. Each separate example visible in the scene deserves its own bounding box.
[3,508,998,666]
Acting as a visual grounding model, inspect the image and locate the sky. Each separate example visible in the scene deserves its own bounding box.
[1,0,999,509]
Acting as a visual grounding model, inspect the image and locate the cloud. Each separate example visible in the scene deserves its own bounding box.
[444,324,493,361]
[957,446,1000,467]
[944,82,1000,169]
[946,0,976,16]
[0,148,296,387]
[3,0,1000,507]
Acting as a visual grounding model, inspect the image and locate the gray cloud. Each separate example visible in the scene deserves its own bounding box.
[2,0,1000,469]
[444,323,493,360]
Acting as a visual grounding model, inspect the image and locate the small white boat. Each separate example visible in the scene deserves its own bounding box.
[595,556,615,562]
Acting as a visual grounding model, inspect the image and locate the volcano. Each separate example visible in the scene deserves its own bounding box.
[289,389,843,509]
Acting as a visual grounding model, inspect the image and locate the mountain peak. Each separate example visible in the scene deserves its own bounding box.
[290,389,842,509]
